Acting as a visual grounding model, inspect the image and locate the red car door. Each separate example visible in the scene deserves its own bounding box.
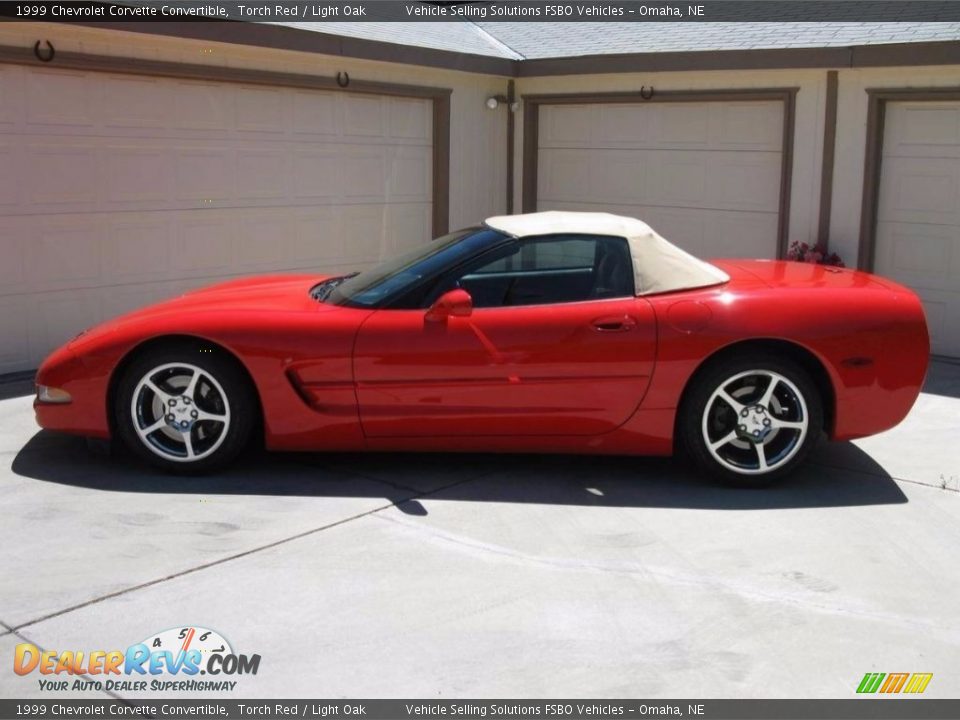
[352,296,657,437]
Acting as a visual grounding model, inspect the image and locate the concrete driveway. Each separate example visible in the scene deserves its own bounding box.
[1,362,958,699]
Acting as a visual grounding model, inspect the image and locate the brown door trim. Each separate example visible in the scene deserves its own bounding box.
[0,44,452,237]
[505,79,516,214]
[817,71,839,249]
[521,88,799,258]
[858,86,960,271]
[431,93,451,237]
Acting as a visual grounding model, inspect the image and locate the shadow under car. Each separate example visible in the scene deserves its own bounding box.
[12,430,908,514]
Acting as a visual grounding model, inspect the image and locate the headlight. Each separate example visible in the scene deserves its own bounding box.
[36,385,72,404]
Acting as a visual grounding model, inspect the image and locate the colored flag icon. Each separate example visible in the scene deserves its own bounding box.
[857,672,932,694]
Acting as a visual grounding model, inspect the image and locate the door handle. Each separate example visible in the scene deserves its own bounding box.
[591,315,637,332]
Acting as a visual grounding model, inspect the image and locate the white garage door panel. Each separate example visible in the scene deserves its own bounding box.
[541,101,782,151]
[0,64,432,373]
[539,148,781,212]
[878,157,959,225]
[0,67,432,144]
[0,138,432,213]
[882,104,960,158]
[0,296,30,371]
[0,203,430,292]
[537,101,783,259]
[876,102,960,358]
[875,222,957,287]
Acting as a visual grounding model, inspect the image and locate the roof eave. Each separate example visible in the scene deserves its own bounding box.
[66,22,960,77]
[71,19,518,76]
[516,40,960,76]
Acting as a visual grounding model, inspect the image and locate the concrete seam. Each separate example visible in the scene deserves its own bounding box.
[7,474,484,633]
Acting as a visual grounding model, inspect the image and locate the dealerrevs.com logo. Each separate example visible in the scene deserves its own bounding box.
[13,626,261,693]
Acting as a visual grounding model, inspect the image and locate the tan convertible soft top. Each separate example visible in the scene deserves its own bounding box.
[484,211,730,296]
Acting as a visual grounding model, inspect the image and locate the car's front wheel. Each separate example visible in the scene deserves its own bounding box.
[115,346,256,473]
[680,353,823,486]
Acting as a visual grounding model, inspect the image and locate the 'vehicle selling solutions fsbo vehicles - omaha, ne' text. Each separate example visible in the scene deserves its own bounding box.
[33,212,929,485]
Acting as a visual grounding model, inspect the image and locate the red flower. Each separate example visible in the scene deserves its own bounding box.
[787,240,844,267]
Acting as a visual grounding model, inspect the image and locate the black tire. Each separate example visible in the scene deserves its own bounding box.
[679,352,824,487]
[115,342,257,474]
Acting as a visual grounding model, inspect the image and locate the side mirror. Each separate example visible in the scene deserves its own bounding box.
[426,288,473,321]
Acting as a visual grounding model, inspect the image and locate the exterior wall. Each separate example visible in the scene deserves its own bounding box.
[513,69,829,260]
[515,65,960,269]
[5,22,960,271]
[0,22,511,231]
[832,65,960,268]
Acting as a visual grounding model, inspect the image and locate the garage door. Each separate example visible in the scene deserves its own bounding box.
[0,64,433,374]
[536,100,784,259]
[875,101,960,358]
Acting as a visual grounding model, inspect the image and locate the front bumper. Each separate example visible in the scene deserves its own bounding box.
[34,344,111,439]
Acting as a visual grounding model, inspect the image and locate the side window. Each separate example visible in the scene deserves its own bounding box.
[442,234,633,308]
[526,238,597,271]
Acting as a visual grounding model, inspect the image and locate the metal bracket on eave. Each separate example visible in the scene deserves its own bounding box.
[0,44,453,99]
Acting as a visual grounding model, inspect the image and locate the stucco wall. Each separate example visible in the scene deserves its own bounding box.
[4,22,960,270]
[512,69,830,260]
[514,64,960,269]
[0,22,511,232]
[832,65,960,267]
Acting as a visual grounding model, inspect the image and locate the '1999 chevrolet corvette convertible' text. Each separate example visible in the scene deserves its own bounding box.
[34,212,929,485]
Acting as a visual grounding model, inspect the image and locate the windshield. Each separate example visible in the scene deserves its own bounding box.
[327,227,510,307]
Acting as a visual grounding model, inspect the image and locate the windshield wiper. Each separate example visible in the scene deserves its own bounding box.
[311,272,359,302]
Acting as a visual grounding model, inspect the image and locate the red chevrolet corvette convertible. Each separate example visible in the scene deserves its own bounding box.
[34,212,929,484]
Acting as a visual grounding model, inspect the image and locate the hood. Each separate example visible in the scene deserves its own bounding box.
[180,274,328,303]
[69,274,339,347]
[137,273,342,316]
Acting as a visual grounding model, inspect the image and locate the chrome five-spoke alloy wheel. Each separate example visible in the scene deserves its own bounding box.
[131,362,231,463]
[701,369,809,476]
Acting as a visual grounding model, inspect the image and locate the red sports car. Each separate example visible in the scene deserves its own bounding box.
[34,212,929,485]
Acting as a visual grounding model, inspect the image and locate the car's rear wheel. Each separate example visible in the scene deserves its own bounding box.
[116,346,255,473]
[680,353,823,486]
